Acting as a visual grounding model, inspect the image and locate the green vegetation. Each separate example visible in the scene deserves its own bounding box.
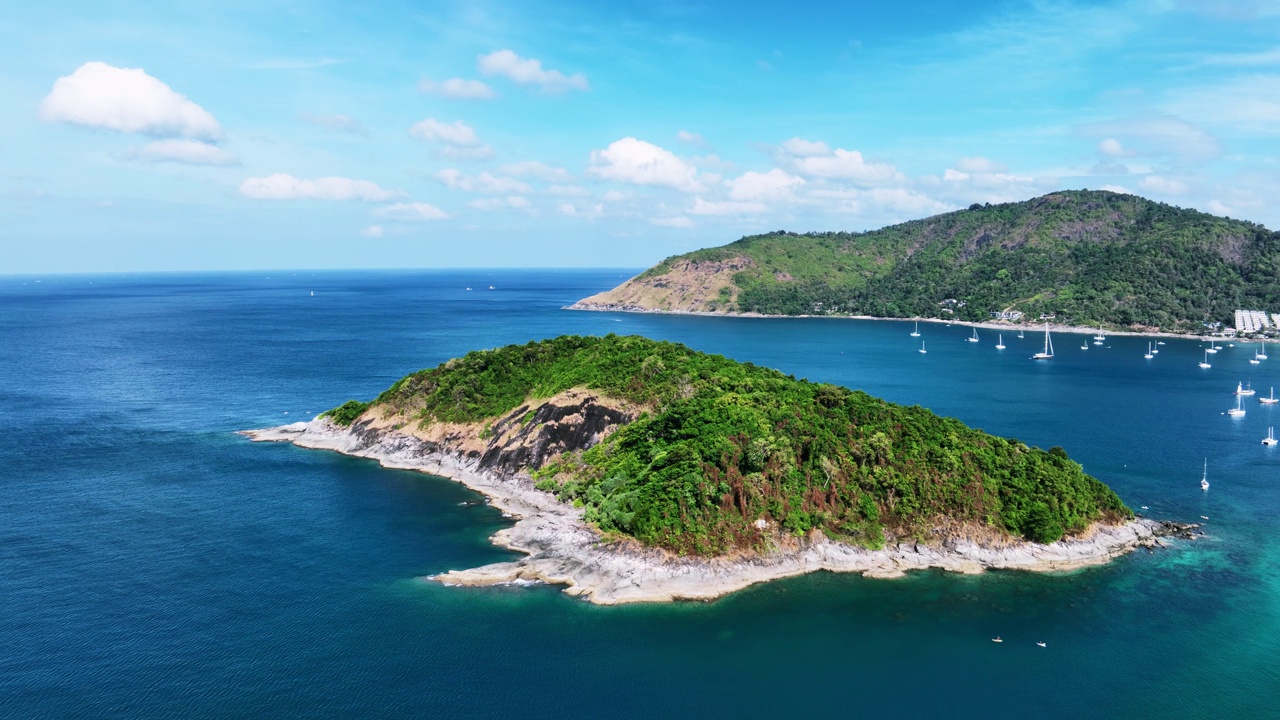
[332,335,1129,556]
[321,399,371,426]
[637,190,1280,331]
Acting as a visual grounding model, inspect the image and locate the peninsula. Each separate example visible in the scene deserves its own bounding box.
[572,190,1280,335]
[244,334,1187,604]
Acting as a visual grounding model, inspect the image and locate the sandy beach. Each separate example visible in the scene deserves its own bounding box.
[241,417,1191,605]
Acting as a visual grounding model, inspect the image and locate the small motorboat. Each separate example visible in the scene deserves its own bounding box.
[1036,642,1046,648]
[992,637,1003,643]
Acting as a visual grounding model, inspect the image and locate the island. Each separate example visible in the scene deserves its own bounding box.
[571,190,1280,336]
[243,334,1190,604]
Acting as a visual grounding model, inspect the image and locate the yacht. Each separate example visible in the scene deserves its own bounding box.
[1264,427,1278,446]
[910,321,921,338]
[1236,382,1256,397]
[995,334,1006,350]
[919,340,927,354]
[1201,460,1210,491]
[1228,394,1246,417]
[1206,339,1219,354]
[967,328,979,343]
[1258,344,1269,360]
[1199,351,1212,369]
[1261,387,1279,405]
[1251,350,1261,365]
[1032,323,1054,360]
[1018,329,1025,339]
[1144,342,1154,360]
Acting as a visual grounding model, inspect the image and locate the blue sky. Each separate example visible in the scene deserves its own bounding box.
[5,0,1280,273]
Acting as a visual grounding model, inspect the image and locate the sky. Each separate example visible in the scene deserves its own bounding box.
[5,0,1280,273]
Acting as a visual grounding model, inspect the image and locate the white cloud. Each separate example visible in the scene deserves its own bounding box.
[409,118,482,146]
[651,216,694,228]
[943,168,970,181]
[436,169,531,194]
[545,185,590,197]
[727,169,804,202]
[1077,116,1221,164]
[1207,200,1233,215]
[690,198,767,215]
[124,139,238,166]
[1098,138,1130,156]
[1163,74,1280,136]
[602,190,631,202]
[374,202,449,220]
[587,137,702,192]
[1140,175,1190,195]
[777,139,899,184]
[558,202,603,218]
[955,156,1007,174]
[418,77,496,99]
[239,173,404,201]
[361,225,384,237]
[1099,184,1132,194]
[468,195,534,213]
[676,130,705,145]
[780,138,831,157]
[477,50,588,93]
[691,154,736,172]
[299,113,368,135]
[497,161,569,180]
[41,61,222,140]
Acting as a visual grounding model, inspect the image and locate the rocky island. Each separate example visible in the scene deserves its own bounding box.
[244,334,1187,604]
[572,190,1280,335]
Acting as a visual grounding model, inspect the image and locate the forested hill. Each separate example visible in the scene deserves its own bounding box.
[324,334,1129,556]
[573,190,1280,332]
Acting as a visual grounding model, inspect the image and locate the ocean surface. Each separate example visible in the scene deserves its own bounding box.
[2,270,1277,719]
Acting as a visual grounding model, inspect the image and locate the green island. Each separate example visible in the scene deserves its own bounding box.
[320,334,1129,556]
[574,190,1280,333]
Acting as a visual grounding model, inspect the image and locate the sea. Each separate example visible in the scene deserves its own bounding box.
[1,269,1277,719]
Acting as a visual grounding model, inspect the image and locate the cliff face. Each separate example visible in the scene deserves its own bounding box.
[570,257,752,313]
[347,388,635,480]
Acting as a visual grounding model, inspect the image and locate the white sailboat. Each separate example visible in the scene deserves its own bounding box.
[967,328,979,343]
[1258,344,1268,360]
[1201,459,1209,491]
[1199,351,1212,369]
[1264,427,1278,446]
[919,340,927,354]
[1206,339,1219,354]
[910,321,921,338]
[1228,393,1246,417]
[1144,342,1154,360]
[1236,382,1256,397]
[1261,387,1279,405]
[1250,349,1261,365]
[1018,329,1025,339]
[1093,328,1105,341]
[995,334,1006,350]
[1032,322,1054,360]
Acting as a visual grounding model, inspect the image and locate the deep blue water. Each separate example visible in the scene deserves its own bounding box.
[2,270,1277,719]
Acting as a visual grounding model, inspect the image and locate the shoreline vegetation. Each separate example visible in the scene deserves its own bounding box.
[242,335,1195,604]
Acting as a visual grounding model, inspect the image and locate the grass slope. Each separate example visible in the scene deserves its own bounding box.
[326,335,1130,556]
[638,190,1280,331]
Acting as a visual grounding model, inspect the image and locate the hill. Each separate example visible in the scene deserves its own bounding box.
[573,190,1280,332]
[319,334,1129,556]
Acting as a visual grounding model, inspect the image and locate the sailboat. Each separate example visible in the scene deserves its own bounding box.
[1199,351,1212,369]
[910,321,921,338]
[1201,459,1209,491]
[1257,344,1269,360]
[1144,342,1154,360]
[1018,329,1025,339]
[919,340,927,354]
[995,334,1006,350]
[1250,349,1261,365]
[1228,393,1246,417]
[1236,382,1256,397]
[1032,322,1054,360]
[1093,328,1105,341]
[1264,427,1278,446]
[1205,339,1219,354]
[1261,387,1279,405]
[967,328,979,343]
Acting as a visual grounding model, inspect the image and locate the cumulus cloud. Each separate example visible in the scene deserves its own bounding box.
[239,173,404,201]
[361,225,384,238]
[299,113,368,135]
[1097,138,1131,157]
[587,138,702,192]
[123,139,238,166]
[436,169,531,194]
[1139,175,1190,195]
[409,118,493,160]
[651,216,694,228]
[726,169,804,202]
[497,161,569,180]
[468,195,534,213]
[374,202,449,220]
[418,77,496,99]
[689,198,767,215]
[776,138,899,184]
[41,61,222,140]
[478,50,589,93]
[954,156,1007,174]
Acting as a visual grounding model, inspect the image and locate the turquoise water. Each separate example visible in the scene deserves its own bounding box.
[1,270,1276,718]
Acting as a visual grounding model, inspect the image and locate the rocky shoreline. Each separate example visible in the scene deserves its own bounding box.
[242,417,1195,605]
[567,301,1260,345]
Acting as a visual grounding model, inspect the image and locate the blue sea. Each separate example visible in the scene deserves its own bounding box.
[2,270,1277,719]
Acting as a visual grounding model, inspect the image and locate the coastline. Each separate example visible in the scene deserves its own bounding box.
[566,302,1263,344]
[242,418,1188,605]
